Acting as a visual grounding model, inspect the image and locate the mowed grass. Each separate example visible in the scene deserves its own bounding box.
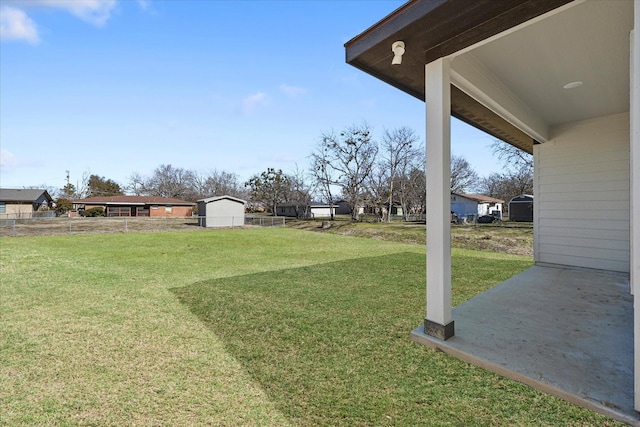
[0,228,621,426]
[287,217,535,257]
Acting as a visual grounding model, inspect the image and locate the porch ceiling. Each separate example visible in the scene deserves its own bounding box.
[345,0,633,152]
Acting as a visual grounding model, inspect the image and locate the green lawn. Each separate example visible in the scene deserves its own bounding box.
[0,228,621,426]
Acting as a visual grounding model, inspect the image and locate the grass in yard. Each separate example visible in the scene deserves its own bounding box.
[1,228,621,425]
[0,229,418,426]
[173,250,619,426]
[287,217,534,257]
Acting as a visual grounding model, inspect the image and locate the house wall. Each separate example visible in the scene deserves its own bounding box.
[631,7,639,411]
[204,199,244,227]
[276,206,298,217]
[450,195,477,218]
[275,205,334,218]
[149,205,192,217]
[478,202,502,217]
[334,201,351,215]
[633,6,639,291]
[534,112,630,273]
[34,194,50,206]
[4,203,34,219]
[310,207,334,218]
[83,204,192,217]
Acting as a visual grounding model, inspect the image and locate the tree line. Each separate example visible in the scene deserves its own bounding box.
[51,123,532,219]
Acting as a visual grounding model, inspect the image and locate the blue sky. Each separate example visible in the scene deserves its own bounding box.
[0,0,503,193]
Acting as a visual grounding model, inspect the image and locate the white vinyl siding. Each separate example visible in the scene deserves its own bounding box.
[534,112,630,273]
[309,207,334,218]
[199,197,245,228]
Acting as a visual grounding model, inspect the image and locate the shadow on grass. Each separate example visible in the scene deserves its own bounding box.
[171,253,607,426]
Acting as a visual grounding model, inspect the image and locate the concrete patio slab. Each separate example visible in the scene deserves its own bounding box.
[410,265,637,425]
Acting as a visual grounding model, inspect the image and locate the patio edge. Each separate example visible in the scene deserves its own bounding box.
[409,326,640,426]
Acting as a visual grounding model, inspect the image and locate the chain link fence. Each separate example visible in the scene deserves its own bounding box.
[0,215,285,237]
[244,215,286,228]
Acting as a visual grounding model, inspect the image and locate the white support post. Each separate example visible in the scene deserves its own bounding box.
[424,58,454,340]
[632,0,640,411]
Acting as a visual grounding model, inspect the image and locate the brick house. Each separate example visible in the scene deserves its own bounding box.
[72,196,194,217]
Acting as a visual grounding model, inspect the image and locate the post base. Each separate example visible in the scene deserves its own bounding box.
[424,319,455,340]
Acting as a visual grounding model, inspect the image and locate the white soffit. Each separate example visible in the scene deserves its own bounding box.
[451,54,550,142]
[451,0,633,137]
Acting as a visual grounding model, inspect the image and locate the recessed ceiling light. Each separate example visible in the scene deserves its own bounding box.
[563,81,583,89]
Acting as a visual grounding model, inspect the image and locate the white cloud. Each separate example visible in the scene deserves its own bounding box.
[0,149,17,167]
[242,92,269,114]
[29,0,118,27]
[279,84,308,98]
[0,0,119,43]
[136,0,151,11]
[0,6,39,44]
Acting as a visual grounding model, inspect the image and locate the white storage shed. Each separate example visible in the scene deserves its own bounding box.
[197,196,246,228]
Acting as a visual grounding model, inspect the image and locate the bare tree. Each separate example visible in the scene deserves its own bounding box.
[395,149,425,220]
[286,165,314,218]
[316,123,378,220]
[148,164,197,199]
[309,140,337,220]
[60,170,90,199]
[364,167,388,221]
[450,155,479,193]
[482,139,534,204]
[477,164,533,204]
[128,165,198,200]
[404,165,427,219]
[379,127,421,221]
[128,167,244,201]
[126,172,145,196]
[490,139,533,170]
[195,169,246,200]
[508,165,534,196]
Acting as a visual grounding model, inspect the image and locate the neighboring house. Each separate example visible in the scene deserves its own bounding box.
[197,195,245,228]
[333,200,403,218]
[508,194,534,222]
[73,196,194,217]
[361,202,404,217]
[276,202,335,218]
[334,200,352,215]
[389,204,403,216]
[0,188,54,219]
[346,0,639,422]
[381,203,404,217]
[450,193,504,221]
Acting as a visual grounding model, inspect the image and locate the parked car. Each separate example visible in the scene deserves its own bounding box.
[477,214,498,224]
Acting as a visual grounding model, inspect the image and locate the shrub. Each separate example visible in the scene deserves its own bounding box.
[82,207,105,217]
[55,198,73,214]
